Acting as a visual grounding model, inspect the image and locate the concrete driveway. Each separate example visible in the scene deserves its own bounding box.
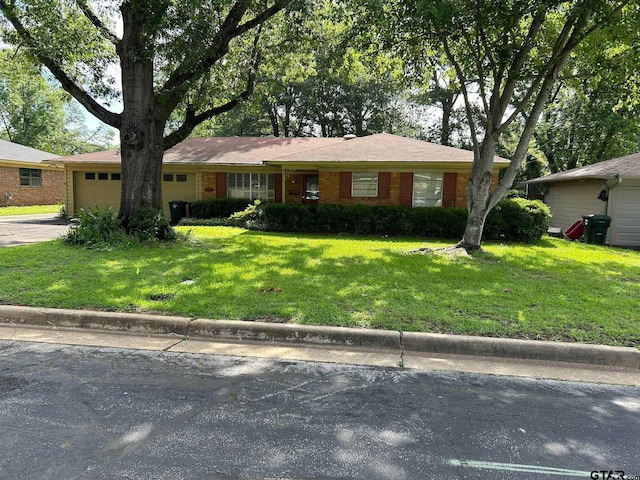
[0,214,70,247]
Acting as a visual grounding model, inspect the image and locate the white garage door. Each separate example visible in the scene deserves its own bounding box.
[609,185,640,247]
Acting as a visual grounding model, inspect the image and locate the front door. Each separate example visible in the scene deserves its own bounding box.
[302,174,319,204]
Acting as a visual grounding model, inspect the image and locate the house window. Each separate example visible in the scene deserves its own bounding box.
[111,173,121,181]
[413,172,443,207]
[227,173,275,201]
[85,172,95,180]
[19,168,42,187]
[352,172,378,197]
[163,174,174,182]
[98,173,109,180]
[176,174,187,182]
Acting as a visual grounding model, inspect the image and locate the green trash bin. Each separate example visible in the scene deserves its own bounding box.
[582,214,611,245]
[169,200,189,225]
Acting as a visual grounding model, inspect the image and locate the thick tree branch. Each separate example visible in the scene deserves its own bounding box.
[75,0,120,45]
[161,1,282,96]
[443,37,480,161]
[163,79,256,150]
[461,28,489,116]
[497,8,547,116]
[495,8,583,136]
[0,0,121,129]
[490,45,577,208]
[163,25,263,150]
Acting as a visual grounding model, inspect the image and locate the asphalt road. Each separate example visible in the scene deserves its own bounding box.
[0,340,638,480]
[0,214,69,247]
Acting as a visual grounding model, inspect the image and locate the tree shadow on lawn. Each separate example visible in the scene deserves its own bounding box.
[1,233,638,346]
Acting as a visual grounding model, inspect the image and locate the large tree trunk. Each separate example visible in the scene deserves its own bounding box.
[116,1,168,221]
[457,136,500,252]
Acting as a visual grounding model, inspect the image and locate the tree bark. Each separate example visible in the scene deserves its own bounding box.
[116,1,168,220]
[457,136,497,252]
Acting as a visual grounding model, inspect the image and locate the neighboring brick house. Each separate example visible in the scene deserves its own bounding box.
[0,139,63,206]
[50,133,509,217]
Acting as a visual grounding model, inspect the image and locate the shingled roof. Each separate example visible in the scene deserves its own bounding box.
[0,139,59,163]
[50,133,510,165]
[527,152,640,184]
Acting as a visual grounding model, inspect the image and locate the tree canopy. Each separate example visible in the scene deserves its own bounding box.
[359,0,637,250]
[0,47,112,154]
[0,0,298,222]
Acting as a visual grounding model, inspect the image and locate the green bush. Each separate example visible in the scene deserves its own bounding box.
[122,207,177,242]
[64,206,135,249]
[179,217,230,227]
[189,198,252,219]
[259,199,549,242]
[228,200,264,228]
[485,198,551,243]
[64,206,178,249]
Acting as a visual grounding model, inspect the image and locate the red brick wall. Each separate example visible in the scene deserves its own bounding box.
[0,166,64,206]
[320,171,400,206]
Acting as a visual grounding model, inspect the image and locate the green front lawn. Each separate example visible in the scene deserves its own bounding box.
[0,227,638,347]
[0,204,62,216]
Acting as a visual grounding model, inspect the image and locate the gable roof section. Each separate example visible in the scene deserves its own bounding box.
[0,139,59,164]
[49,133,511,166]
[527,152,640,184]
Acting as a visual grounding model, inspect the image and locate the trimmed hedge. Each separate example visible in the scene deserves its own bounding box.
[189,198,252,219]
[185,198,550,243]
[259,203,469,238]
[259,199,549,242]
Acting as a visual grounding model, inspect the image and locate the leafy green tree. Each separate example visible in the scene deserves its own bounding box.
[0,48,67,150]
[533,24,640,173]
[199,3,413,139]
[0,0,296,225]
[366,0,634,251]
[0,47,113,154]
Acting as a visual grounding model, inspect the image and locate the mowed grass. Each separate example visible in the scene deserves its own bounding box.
[0,226,638,347]
[0,204,61,216]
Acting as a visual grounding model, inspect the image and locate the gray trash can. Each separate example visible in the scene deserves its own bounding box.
[169,200,189,225]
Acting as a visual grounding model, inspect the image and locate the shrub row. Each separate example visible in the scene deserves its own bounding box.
[189,198,253,219]
[259,198,549,242]
[259,203,467,238]
[184,197,550,243]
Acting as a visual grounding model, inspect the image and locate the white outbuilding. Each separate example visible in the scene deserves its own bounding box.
[527,153,640,248]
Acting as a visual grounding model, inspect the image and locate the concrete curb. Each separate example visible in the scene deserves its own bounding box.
[0,305,637,369]
[189,319,401,349]
[403,332,640,369]
[0,305,190,336]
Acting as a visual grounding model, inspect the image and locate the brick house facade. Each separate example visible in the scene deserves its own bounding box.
[0,140,62,207]
[54,134,509,216]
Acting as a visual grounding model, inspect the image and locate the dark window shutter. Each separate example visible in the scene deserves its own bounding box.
[442,173,457,207]
[216,172,227,198]
[378,172,391,199]
[339,172,352,198]
[399,172,413,206]
[274,174,283,202]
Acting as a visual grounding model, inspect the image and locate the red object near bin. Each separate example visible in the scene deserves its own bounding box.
[565,220,584,240]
